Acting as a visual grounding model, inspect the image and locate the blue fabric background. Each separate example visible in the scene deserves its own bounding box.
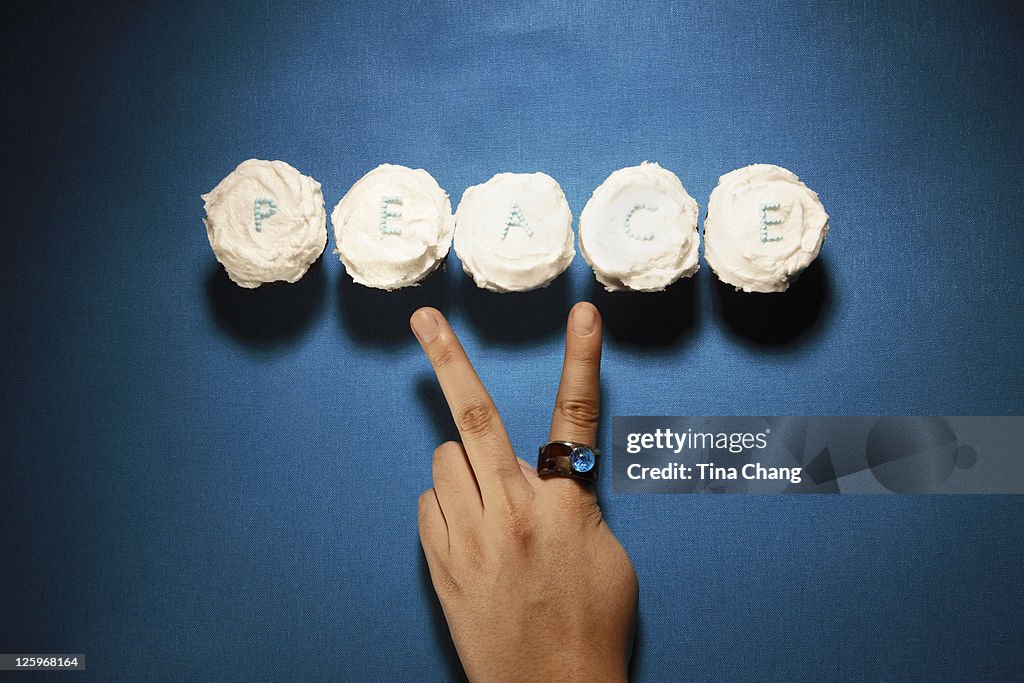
[2,1,1023,680]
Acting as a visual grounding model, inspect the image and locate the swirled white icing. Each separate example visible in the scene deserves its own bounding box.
[454,173,575,292]
[202,159,327,289]
[704,164,829,293]
[332,164,454,290]
[579,162,700,292]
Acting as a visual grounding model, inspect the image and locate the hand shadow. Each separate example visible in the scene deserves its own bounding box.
[336,261,453,350]
[203,259,326,350]
[711,258,832,347]
[415,374,459,444]
[419,551,469,682]
[628,611,644,683]
[457,271,569,346]
[586,275,698,350]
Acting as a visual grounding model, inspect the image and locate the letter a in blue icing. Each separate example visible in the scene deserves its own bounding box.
[502,204,534,240]
[253,197,277,232]
[380,196,403,235]
[624,203,656,241]
[759,203,783,243]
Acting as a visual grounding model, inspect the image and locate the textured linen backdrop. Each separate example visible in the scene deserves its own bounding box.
[2,1,1023,680]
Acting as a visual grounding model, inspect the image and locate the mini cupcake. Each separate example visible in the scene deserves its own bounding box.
[454,172,575,292]
[202,159,327,288]
[704,164,829,293]
[332,164,454,290]
[579,162,700,292]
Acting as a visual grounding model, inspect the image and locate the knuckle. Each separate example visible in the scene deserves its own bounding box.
[456,400,498,438]
[456,534,487,570]
[432,442,467,488]
[548,478,602,518]
[554,397,600,429]
[485,489,537,545]
[502,504,537,546]
[417,489,436,517]
[423,552,461,597]
[499,477,534,507]
[433,569,461,598]
[428,340,459,369]
[432,441,462,467]
[568,342,601,366]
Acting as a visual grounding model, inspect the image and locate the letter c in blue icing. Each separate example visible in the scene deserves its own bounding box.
[625,203,656,241]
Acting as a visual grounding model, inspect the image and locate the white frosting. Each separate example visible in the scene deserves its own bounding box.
[202,159,327,289]
[579,162,700,292]
[332,164,454,290]
[704,164,829,293]
[454,173,575,292]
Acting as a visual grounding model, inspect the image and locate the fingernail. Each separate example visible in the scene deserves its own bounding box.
[411,309,440,343]
[571,302,597,336]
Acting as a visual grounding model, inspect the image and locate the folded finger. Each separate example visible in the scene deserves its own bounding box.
[432,441,483,539]
[418,488,449,556]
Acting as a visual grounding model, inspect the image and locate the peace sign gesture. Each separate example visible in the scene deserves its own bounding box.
[412,302,637,682]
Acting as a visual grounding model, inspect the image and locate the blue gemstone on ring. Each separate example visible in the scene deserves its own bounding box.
[570,447,596,473]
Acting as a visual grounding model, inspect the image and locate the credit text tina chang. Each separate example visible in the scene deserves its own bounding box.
[625,462,803,484]
[623,428,802,484]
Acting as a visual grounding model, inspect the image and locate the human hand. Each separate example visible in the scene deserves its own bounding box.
[411,302,638,682]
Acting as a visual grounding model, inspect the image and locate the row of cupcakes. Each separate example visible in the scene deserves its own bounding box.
[202,160,828,294]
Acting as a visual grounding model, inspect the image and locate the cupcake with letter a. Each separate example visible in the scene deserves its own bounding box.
[704,164,829,293]
[454,172,575,292]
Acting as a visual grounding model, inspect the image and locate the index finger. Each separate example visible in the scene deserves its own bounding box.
[411,307,528,503]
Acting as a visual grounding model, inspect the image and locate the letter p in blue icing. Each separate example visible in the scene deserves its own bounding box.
[253,197,277,232]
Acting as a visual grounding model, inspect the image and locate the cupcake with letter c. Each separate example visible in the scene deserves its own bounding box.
[579,162,700,292]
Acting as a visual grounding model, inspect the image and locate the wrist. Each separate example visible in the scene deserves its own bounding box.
[527,652,628,683]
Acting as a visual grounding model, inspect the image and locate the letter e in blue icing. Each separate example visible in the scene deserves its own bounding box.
[759,202,783,243]
[380,196,403,235]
